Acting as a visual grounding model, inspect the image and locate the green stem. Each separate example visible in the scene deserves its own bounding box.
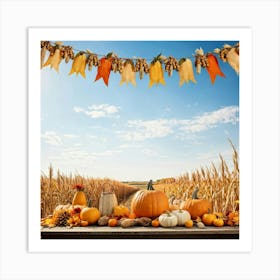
[192,187,199,199]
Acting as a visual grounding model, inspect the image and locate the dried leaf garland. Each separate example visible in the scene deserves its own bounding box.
[164,56,179,77]
[206,53,225,84]
[149,54,166,87]
[94,55,113,86]
[69,52,87,78]
[40,41,50,69]
[120,60,136,86]
[135,58,149,80]
[178,58,197,86]
[214,43,239,74]
[43,43,62,72]
[226,48,239,74]
[194,48,208,74]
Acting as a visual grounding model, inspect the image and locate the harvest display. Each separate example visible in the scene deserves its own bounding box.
[41,158,239,230]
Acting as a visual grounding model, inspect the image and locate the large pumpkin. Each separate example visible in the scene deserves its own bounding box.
[131,180,169,218]
[180,187,212,219]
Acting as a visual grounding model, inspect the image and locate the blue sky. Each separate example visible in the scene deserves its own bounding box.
[41,41,239,181]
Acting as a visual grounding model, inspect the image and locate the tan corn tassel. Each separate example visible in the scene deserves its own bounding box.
[226,47,239,74]
[69,53,87,78]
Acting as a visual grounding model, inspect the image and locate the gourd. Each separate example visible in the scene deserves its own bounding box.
[180,187,212,219]
[185,219,194,228]
[171,209,191,226]
[80,207,100,225]
[98,191,118,216]
[202,210,216,226]
[130,180,169,218]
[151,219,160,227]
[213,217,224,227]
[108,218,118,227]
[72,185,87,206]
[113,205,130,217]
[159,212,178,227]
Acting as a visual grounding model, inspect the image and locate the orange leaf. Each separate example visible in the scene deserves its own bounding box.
[94,57,112,86]
[206,54,225,84]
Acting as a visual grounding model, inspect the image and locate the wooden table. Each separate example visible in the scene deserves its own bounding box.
[41,226,239,239]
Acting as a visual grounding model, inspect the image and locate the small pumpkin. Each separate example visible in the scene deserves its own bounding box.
[171,209,191,226]
[213,217,224,227]
[108,218,118,227]
[151,219,160,227]
[72,184,87,206]
[202,210,216,226]
[80,220,89,227]
[131,180,169,218]
[113,204,130,217]
[80,207,100,225]
[159,212,178,227]
[180,187,212,219]
[185,219,194,228]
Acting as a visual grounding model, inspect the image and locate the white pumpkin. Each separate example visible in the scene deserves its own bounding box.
[98,191,118,216]
[171,209,191,226]
[159,212,178,227]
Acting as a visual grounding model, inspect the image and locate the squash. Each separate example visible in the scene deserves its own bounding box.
[98,191,118,216]
[185,219,194,228]
[108,218,118,227]
[130,180,169,218]
[180,187,212,219]
[113,205,130,218]
[72,185,87,206]
[80,207,100,225]
[159,212,178,227]
[151,219,160,227]
[202,210,216,226]
[213,217,224,227]
[171,209,191,226]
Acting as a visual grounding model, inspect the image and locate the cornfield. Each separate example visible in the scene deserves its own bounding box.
[40,169,139,218]
[154,140,239,214]
[41,140,239,218]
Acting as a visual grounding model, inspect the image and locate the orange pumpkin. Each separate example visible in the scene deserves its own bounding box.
[185,219,194,228]
[180,187,212,219]
[108,218,118,227]
[130,180,169,218]
[80,207,100,225]
[151,220,160,227]
[113,205,130,217]
[202,210,216,226]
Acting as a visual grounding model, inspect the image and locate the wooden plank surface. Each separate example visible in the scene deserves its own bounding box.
[41,226,239,239]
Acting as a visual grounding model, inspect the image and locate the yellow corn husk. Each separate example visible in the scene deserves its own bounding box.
[226,48,239,74]
[149,61,166,87]
[43,48,61,72]
[179,58,197,86]
[120,62,136,86]
[69,53,87,78]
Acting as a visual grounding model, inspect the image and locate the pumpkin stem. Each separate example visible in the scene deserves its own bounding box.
[147,180,154,190]
[192,186,199,199]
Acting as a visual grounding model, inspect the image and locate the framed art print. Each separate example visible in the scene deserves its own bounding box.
[28,27,252,253]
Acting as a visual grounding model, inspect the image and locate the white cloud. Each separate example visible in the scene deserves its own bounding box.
[122,119,174,141]
[119,106,239,141]
[142,148,158,157]
[41,131,63,146]
[74,104,120,119]
[63,134,79,138]
[92,150,122,157]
